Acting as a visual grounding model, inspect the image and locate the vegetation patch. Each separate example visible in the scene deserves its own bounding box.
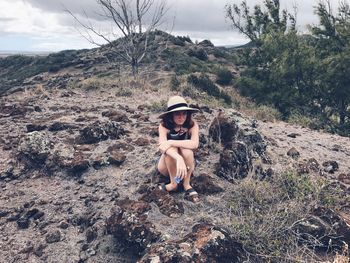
[229,171,325,262]
[187,74,232,105]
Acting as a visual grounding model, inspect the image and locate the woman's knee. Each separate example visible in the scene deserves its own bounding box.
[179,148,194,160]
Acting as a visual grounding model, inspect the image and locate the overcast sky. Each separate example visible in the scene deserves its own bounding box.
[0,0,343,52]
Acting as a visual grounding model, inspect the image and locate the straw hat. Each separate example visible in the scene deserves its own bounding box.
[158,96,199,118]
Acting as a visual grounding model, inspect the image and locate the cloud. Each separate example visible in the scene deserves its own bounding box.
[0,0,344,51]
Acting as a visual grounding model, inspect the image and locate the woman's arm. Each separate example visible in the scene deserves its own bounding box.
[158,123,187,178]
[168,122,199,150]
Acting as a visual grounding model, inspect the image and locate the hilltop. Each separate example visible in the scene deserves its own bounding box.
[0,31,349,262]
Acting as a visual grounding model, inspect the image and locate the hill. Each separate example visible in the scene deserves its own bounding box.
[0,31,349,262]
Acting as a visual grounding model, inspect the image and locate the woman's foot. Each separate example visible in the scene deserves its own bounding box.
[184,188,199,203]
[158,183,178,192]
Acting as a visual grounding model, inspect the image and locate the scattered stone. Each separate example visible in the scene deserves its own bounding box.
[17,131,53,167]
[331,144,342,152]
[61,152,90,175]
[322,161,339,174]
[293,206,350,250]
[108,151,126,166]
[338,173,350,184]
[45,230,61,243]
[251,119,258,128]
[130,113,149,122]
[34,243,47,257]
[34,106,42,112]
[139,223,245,263]
[0,209,10,218]
[287,133,300,138]
[191,174,224,194]
[79,121,125,144]
[307,158,320,172]
[287,147,300,159]
[140,187,184,218]
[106,204,160,254]
[108,142,134,152]
[17,217,30,229]
[58,221,69,229]
[26,124,47,132]
[48,122,77,132]
[134,137,150,146]
[92,155,110,170]
[102,110,130,122]
[86,227,98,243]
[116,198,152,215]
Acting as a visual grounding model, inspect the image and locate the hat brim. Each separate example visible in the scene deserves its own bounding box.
[158,106,199,118]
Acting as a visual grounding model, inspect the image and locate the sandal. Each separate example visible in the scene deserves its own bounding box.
[158,183,168,192]
[184,188,200,203]
[157,183,178,192]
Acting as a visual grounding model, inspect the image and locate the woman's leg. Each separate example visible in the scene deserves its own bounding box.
[157,151,178,192]
[178,148,195,191]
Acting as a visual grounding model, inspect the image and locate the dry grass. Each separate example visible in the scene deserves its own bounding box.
[228,170,330,262]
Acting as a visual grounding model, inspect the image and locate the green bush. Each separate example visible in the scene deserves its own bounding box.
[251,104,282,122]
[187,48,208,61]
[170,75,181,91]
[216,68,233,85]
[212,48,228,59]
[115,88,132,97]
[161,49,208,75]
[187,74,232,104]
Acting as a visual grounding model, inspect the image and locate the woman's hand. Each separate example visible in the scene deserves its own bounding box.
[176,156,187,180]
[158,140,172,153]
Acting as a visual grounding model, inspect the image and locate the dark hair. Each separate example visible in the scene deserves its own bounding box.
[161,111,194,130]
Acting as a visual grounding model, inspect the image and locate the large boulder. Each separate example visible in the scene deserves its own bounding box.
[209,113,269,182]
[216,142,252,182]
[17,131,53,168]
[140,186,184,218]
[293,206,350,250]
[191,174,224,194]
[139,223,245,263]
[209,115,239,148]
[106,200,160,254]
[79,121,125,144]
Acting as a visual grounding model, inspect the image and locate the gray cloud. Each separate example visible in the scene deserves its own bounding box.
[0,17,15,22]
[13,0,344,45]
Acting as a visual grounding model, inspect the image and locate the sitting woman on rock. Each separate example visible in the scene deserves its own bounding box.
[157,95,200,203]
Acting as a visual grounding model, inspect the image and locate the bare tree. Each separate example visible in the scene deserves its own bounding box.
[67,0,168,76]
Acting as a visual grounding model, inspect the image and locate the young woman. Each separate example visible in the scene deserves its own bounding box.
[157,95,200,203]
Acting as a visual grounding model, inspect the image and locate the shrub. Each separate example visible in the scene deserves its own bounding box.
[187,48,208,61]
[181,85,198,99]
[79,79,104,91]
[115,88,132,97]
[216,68,233,85]
[212,48,228,59]
[187,74,232,104]
[288,112,314,128]
[170,75,181,91]
[147,99,167,113]
[250,104,282,122]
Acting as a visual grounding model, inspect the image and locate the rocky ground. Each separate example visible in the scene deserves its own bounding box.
[0,81,349,263]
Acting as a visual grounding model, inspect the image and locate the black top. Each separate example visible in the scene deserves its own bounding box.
[167,128,190,140]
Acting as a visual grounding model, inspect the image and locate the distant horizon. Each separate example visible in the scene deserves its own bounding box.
[0,42,247,55]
